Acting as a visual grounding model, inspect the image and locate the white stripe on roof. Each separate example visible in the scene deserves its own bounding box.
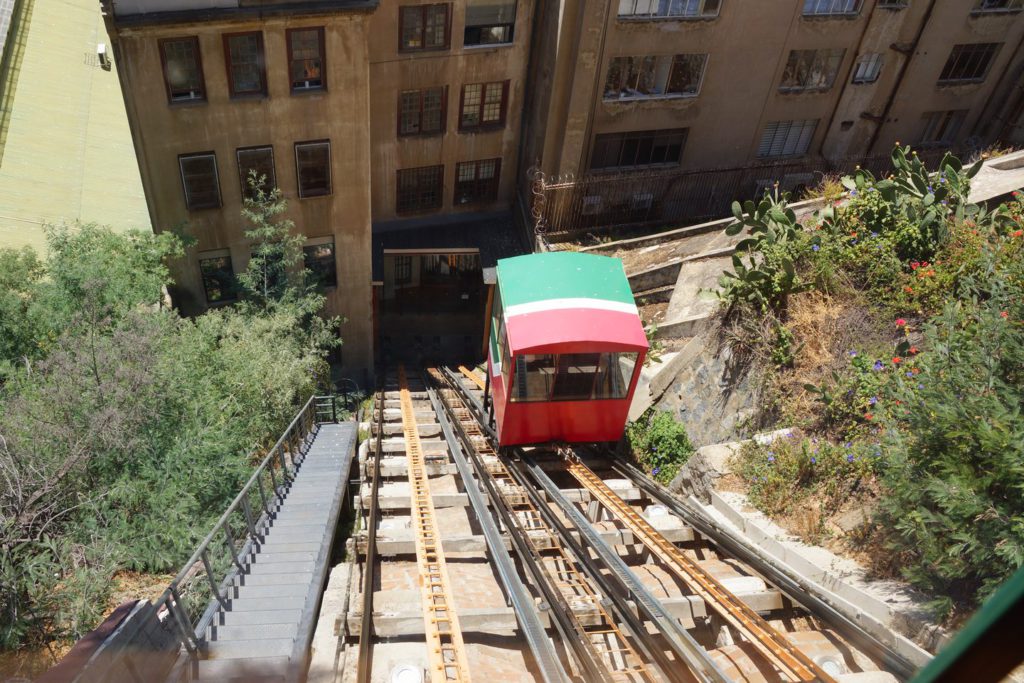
[505,297,639,319]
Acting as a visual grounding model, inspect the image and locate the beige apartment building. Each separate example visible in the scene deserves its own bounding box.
[526,0,1024,179]
[101,0,1024,379]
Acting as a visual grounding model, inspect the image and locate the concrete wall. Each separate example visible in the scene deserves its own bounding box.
[534,0,1024,178]
[367,0,534,223]
[106,9,375,377]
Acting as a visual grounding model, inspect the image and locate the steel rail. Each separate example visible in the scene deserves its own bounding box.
[563,453,836,683]
[423,374,572,683]
[610,458,921,681]
[398,366,472,683]
[356,375,386,683]
[429,370,622,683]
[513,452,734,683]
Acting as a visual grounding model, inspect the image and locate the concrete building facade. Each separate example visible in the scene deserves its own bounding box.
[525,0,1024,180]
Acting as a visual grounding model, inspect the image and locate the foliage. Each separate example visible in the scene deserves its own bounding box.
[643,324,664,366]
[718,188,812,314]
[626,409,694,484]
[0,218,338,649]
[876,236,1024,616]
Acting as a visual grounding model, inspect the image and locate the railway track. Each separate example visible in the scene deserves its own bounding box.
[344,365,917,683]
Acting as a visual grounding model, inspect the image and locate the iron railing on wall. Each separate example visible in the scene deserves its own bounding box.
[530,150,950,243]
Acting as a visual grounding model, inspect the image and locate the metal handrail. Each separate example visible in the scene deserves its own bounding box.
[153,393,338,662]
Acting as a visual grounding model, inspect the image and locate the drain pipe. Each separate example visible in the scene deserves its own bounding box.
[866,0,939,155]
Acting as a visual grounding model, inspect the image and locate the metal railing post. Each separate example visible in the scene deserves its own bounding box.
[221,522,244,572]
[167,588,199,653]
[256,473,270,515]
[277,444,289,481]
[200,550,229,610]
[241,495,259,542]
[332,395,337,423]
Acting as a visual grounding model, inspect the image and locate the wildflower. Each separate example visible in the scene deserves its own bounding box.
[845,441,852,448]
[652,467,660,475]
[851,231,858,238]
[909,346,919,354]
[767,456,775,464]
[869,396,878,405]
[849,350,857,357]
[895,318,906,327]
[1001,311,1009,318]
[873,360,884,371]
[917,384,924,390]
[892,356,903,364]
[847,454,856,463]
[871,232,878,237]
[812,244,820,252]
[910,261,920,270]
[1012,230,1023,238]
[906,371,914,378]
[865,413,874,420]
[850,190,858,197]
[810,457,817,465]
[904,286,914,293]
[874,450,882,457]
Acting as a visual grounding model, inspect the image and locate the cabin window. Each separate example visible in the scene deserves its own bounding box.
[510,352,639,402]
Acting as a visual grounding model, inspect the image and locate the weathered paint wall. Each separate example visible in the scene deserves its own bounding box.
[0,0,149,253]
[535,0,1024,178]
[367,0,535,223]
[109,11,374,377]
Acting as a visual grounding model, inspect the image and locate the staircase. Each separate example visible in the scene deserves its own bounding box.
[194,422,355,683]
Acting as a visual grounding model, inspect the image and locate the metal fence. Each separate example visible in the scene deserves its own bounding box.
[530,150,950,241]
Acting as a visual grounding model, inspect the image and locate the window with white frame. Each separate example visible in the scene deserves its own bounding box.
[779,49,845,92]
[603,54,707,99]
[920,110,967,145]
[758,120,818,158]
[618,0,720,19]
[803,0,861,16]
[851,53,883,83]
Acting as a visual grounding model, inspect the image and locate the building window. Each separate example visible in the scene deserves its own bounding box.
[920,110,967,146]
[454,158,501,205]
[399,87,447,135]
[802,0,861,16]
[394,255,412,285]
[179,153,221,210]
[287,27,325,92]
[938,43,1001,84]
[604,54,707,100]
[459,81,508,130]
[236,146,276,201]
[304,239,337,289]
[590,129,687,170]
[877,0,907,7]
[397,165,444,213]
[779,49,845,92]
[617,0,721,19]
[973,0,1023,12]
[223,32,266,97]
[399,5,450,52]
[758,119,818,157]
[851,53,883,83]
[465,0,516,45]
[159,37,205,103]
[295,141,331,198]
[199,254,235,303]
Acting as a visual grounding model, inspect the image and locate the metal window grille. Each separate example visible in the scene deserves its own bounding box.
[974,0,1024,12]
[288,28,324,91]
[604,53,707,99]
[938,43,1001,83]
[802,0,860,16]
[851,53,883,83]
[617,0,721,19]
[225,32,265,96]
[236,147,275,200]
[779,48,845,91]
[397,165,444,213]
[161,37,204,102]
[294,141,331,198]
[920,110,967,145]
[454,158,501,205]
[179,153,221,210]
[757,120,818,158]
[399,4,449,51]
[590,128,688,170]
[394,255,412,285]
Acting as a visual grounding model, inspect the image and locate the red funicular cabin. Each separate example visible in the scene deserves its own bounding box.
[485,252,648,446]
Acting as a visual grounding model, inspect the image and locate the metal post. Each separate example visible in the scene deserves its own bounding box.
[268,462,280,500]
[200,550,228,610]
[332,394,338,423]
[241,495,259,541]
[167,587,199,653]
[221,522,244,571]
[255,474,270,516]
[277,444,289,481]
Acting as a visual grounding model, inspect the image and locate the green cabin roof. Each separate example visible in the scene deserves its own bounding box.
[496,252,634,309]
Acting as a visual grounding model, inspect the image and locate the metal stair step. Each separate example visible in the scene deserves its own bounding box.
[227,595,308,612]
[219,608,302,626]
[210,622,299,642]
[237,571,313,587]
[253,543,321,555]
[269,516,330,528]
[251,550,319,564]
[196,656,290,681]
[262,526,329,541]
[233,583,308,600]
[247,560,317,574]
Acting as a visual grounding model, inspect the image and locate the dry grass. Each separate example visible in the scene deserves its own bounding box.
[801,173,845,203]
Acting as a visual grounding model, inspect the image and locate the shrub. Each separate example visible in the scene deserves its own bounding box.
[626,410,694,484]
